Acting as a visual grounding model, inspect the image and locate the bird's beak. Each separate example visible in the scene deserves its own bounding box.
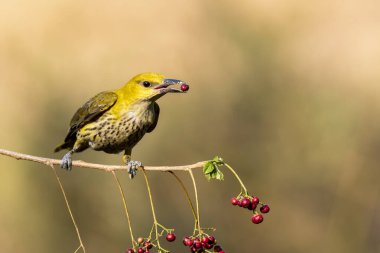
[154,78,188,94]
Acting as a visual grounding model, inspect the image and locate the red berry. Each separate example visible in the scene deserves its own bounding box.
[230,197,239,205]
[214,245,222,252]
[166,232,176,242]
[180,83,189,92]
[126,249,134,253]
[137,248,144,253]
[251,196,260,205]
[194,241,202,249]
[219,251,225,253]
[201,237,209,244]
[251,214,264,224]
[208,236,215,244]
[183,237,193,247]
[190,247,197,252]
[241,198,251,208]
[143,241,152,249]
[260,204,270,213]
[204,243,213,249]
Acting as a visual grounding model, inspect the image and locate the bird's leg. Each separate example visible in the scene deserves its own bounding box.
[60,150,74,171]
[123,149,142,179]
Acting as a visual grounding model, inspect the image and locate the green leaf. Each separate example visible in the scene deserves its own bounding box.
[203,162,216,174]
[203,156,225,181]
[213,156,221,162]
[215,170,224,180]
[212,156,225,166]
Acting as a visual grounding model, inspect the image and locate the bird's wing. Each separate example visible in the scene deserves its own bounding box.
[64,91,118,143]
[147,102,160,133]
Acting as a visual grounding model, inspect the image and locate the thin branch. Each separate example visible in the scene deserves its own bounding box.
[225,163,248,195]
[188,169,202,234]
[0,148,206,172]
[168,171,197,223]
[112,171,135,249]
[170,170,199,233]
[49,164,86,253]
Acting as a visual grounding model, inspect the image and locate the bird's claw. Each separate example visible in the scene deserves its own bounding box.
[60,152,73,171]
[127,160,142,179]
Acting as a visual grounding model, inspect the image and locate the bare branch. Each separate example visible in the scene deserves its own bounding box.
[0,148,206,172]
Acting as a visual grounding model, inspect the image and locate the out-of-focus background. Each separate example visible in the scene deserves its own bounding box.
[1,1,380,252]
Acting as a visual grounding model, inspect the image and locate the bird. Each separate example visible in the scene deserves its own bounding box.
[54,72,189,178]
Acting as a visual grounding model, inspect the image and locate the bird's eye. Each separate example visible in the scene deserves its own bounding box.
[142,81,151,88]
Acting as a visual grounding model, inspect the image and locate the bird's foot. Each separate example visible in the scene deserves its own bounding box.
[60,151,73,171]
[126,160,142,179]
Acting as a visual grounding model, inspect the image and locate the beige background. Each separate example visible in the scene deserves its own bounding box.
[1,1,380,252]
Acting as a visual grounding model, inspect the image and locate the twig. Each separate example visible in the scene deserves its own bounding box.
[112,171,135,250]
[49,163,86,253]
[143,170,166,252]
[168,171,197,223]
[224,163,248,195]
[188,169,202,234]
[0,148,206,171]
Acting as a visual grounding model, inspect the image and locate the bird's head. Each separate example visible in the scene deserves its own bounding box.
[119,72,189,102]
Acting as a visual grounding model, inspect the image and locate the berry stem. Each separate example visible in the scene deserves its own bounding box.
[169,171,198,227]
[188,169,202,234]
[74,245,82,253]
[111,171,135,249]
[156,222,171,232]
[148,223,155,239]
[224,163,248,195]
[50,165,86,253]
[142,170,163,250]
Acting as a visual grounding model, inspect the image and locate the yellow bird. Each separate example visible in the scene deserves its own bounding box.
[54,72,189,177]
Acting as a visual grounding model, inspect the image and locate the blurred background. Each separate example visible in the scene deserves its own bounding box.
[1,0,380,252]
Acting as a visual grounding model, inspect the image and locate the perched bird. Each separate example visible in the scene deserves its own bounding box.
[54,72,189,177]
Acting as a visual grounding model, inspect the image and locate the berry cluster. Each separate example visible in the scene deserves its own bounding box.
[126,233,176,253]
[230,195,270,224]
[183,235,224,253]
[126,237,153,253]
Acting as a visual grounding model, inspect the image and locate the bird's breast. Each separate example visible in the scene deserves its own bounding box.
[78,101,156,153]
